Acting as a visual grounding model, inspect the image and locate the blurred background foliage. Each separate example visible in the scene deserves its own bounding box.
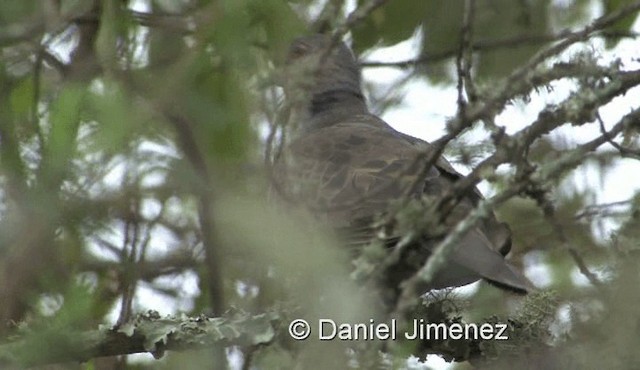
[0,0,639,369]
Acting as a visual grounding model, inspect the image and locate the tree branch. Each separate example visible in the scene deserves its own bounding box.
[393,106,640,318]
[0,310,277,368]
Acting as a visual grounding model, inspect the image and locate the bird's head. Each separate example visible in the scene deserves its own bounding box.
[282,34,363,108]
[280,34,367,133]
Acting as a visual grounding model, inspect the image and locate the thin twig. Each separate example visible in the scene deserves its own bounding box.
[596,111,640,159]
[333,0,390,40]
[361,31,640,68]
[456,0,477,110]
[393,2,640,223]
[574,200,632,220]
[392,107,640,318]
[31,49,45,149]
[529,183,604,288]
[435,69,640,222]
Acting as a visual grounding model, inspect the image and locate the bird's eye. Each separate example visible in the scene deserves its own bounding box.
[287,41,311,62]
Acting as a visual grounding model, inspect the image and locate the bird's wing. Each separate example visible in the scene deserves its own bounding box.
[276,115,530,292]
[398,130,513,256]
[279,118,435,220]
[443,228,531,292]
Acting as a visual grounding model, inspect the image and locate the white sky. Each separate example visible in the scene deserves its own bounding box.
[364,29,640,207]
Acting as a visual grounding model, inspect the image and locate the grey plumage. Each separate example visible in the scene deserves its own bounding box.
[274,34,531,296]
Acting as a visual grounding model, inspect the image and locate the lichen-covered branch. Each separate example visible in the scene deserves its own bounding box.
[0,310,278,368]
[393,106,640,318]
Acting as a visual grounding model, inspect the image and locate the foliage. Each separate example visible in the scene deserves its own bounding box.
[0,0,639,369]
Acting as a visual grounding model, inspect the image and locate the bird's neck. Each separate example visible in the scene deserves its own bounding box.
[301,89,368,132]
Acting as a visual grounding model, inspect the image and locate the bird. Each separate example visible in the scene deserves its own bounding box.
[272,34,531,301]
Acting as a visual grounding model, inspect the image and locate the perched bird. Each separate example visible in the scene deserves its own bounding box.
[273,34,530,300]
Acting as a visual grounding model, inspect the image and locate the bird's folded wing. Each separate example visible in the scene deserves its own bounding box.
[446,228,531,293]
[278,116,530,292]
[282,119,437,223]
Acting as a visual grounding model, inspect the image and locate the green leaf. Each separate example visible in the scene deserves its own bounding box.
[0,2,39,24]
[248,0,306,63]
[85,82,138,153]
[9,76,33,118]
[419,0,552,81]
[38,86,84,188]
[179,2,257,168]
[473,0,551,79]
[352,0,431,51]
[603,0,640,48]
[95,0,121,70]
